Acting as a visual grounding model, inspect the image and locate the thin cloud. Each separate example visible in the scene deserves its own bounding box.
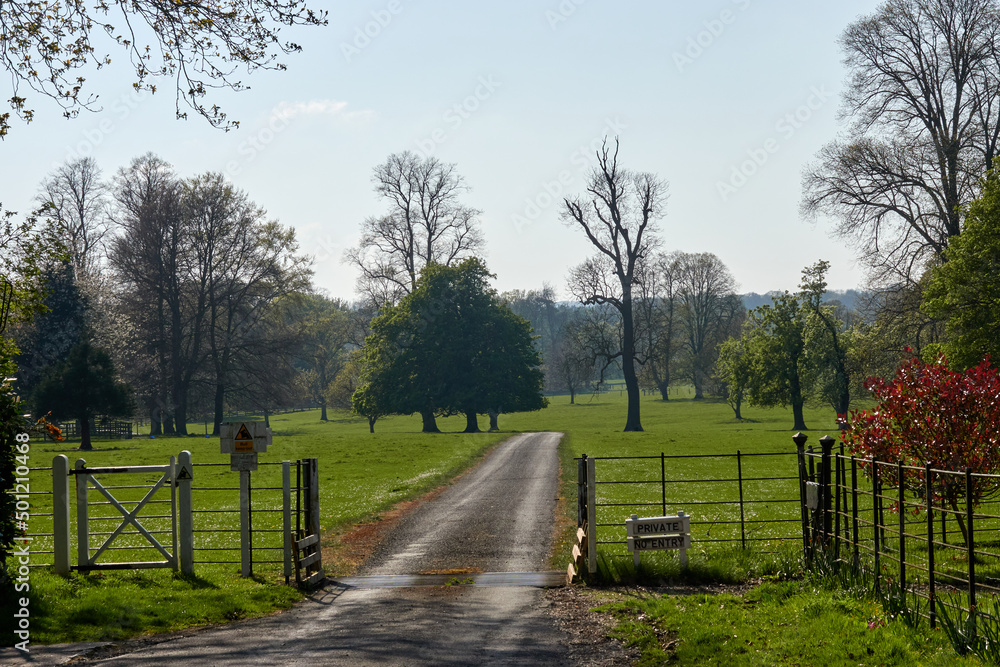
[272,100,374,123]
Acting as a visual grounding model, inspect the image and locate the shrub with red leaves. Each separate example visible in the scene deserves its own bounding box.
[842,353,1000,544]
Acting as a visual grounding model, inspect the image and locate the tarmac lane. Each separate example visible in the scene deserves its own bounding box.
[5,432,574,666]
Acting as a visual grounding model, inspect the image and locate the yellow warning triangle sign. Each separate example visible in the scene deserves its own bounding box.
[235,424,252,441]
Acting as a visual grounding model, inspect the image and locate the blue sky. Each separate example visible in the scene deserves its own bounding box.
[1,0,879,300]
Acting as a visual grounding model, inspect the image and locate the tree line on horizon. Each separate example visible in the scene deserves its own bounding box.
[6,0,1000,440]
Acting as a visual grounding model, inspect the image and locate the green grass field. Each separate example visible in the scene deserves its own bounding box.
[8,390,981,663]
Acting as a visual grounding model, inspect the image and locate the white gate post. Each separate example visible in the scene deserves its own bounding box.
[586,457,597,574]
[75,459,89,568]
[177,450,194,575]
[282,461,291,584]
[52,455,70,574]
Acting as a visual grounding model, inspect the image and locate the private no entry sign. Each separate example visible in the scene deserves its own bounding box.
[626,511,691,567]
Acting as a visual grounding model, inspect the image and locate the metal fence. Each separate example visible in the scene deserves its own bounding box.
[576,450,803,564]
[799,434,1000,634]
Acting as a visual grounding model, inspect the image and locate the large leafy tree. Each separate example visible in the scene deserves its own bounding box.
[295,294,351,421]
[842,354,1000,546]
[740,291,812,431]
[924,165,1000,369]
[33,341,134,451]
[800,261,855,425]
[354,258,545,433]
[0,1,326,136]
[12,261,88,399]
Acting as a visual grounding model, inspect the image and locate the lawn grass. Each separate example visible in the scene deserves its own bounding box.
[594,580,976,666]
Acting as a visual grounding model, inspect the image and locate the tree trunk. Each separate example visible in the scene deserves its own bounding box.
[149,405,162,436]
[163,410,176,435]
[621,299,644,432]
[693,372,704,400]
[948,495,971,550]
[488,411,499,432]
[792,400,807,432]
[733,393,743,420]
[789,364,807,431]
[463,411,480,433]
[368,417,376,434]
[569,388,576,404]
[212,382,224,436]
[420,410,440,433]
[78,415,92,451]
[320,398,328,422]
[658,380,669,402]
[174,399,188,436]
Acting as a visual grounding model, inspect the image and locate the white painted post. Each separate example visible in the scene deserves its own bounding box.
[586,457,597,574]
[282,461,291,584]
[240,469,251,577]
[177,451,194,575]
[678,510,688,568]
[75,459,89,568]
[52,455,70,574]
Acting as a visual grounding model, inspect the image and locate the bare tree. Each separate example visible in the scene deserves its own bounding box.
[635,252,681,401]
[803,0,1000,284]
[673,252,741,399]
[184,172,312,433]
[564,139,666,432]
[346,151,484,306]
[551,320,597,404]
[109,154,187,434]
[36,157,111,279]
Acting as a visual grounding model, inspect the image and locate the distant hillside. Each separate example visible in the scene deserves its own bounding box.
[742,290,867,312]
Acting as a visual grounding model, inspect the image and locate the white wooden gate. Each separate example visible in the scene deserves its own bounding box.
[52,452,193,574]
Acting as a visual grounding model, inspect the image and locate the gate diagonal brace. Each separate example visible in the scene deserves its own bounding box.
[86,473,173,565]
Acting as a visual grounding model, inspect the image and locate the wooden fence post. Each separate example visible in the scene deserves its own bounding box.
[52,455,70,574]
[75,459,89,569]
